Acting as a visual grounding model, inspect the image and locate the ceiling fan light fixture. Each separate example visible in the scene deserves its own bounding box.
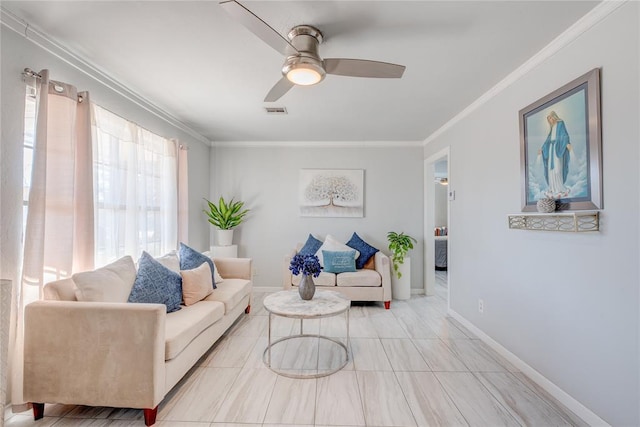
[286,65,322,85]
[282,56,325,86]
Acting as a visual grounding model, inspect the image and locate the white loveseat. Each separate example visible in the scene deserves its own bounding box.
[283,246,392,309]
[23,256,252,426]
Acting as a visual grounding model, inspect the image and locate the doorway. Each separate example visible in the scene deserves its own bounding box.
[424,148,450,307]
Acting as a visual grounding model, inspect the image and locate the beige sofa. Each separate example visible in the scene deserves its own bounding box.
[283,247,392,308]
[23,257,252,426]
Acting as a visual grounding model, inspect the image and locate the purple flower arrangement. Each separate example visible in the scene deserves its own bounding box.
[289,254,322,278]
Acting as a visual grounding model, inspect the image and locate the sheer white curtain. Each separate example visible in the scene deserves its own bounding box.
[12,69,94,406]
[92,105,178,266]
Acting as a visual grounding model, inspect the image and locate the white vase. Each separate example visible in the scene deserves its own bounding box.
[391,257,411,300]
[216,229,234,246]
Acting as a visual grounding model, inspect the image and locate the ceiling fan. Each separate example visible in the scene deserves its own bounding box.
[219,0,406,102]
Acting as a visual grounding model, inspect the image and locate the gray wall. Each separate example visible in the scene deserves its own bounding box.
[0,25,212,293]
[423,3,639,425]
[212,146,424,290]
[434,183,448,228]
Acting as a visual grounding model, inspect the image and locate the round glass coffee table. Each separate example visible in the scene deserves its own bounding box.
[262,290,350,378]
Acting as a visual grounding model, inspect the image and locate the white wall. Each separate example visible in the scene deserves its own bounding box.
[212,146,424,290]
[423,3,639,425]
[0,25,212,291]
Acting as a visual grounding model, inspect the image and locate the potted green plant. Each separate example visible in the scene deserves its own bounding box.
[387,231,417,300]
[204,197,250,246]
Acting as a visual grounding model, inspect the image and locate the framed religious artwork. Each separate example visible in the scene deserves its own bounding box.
[519,68,602,212]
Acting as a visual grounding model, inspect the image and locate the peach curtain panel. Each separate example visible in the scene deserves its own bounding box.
[21,70,95,287]
[13,69,94,406]
[177,141,189,244]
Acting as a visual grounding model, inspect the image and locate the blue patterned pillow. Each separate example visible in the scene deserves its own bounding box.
[299,234,323,256]
[323,250,357,274]
[346,232,380,269]
[179,243,216,289]
[129,251,182,313]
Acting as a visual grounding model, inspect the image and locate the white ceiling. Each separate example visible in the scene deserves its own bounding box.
[3,1,598,143]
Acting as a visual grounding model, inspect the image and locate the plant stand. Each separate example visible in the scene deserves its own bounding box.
[391,257,411,300]
[210,245,238,258]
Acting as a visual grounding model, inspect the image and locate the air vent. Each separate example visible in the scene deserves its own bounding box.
[264,107,288,115]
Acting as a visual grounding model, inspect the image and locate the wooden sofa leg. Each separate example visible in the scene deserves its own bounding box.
[32,402,45,420]
[143,406,158,426]
[245,304,251,314]
[384,301,391,310]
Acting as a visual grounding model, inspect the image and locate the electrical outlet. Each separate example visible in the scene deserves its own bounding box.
[252,267,258,276]
[478,299,484,314]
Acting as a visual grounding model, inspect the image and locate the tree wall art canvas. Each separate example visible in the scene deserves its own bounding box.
[519,68,602,211]
[299,169,364,217]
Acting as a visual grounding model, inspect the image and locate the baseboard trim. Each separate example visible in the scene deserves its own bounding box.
[447,309,610,427]
[410,289,425,295]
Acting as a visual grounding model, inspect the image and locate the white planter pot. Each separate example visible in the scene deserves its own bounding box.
[216,229,234,246]
[391,257,411,300]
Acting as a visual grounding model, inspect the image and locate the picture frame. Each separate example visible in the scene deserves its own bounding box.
[299,169,364,217]
[519,68,602,212]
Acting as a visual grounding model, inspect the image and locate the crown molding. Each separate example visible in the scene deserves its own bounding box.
[0,7,211,146]
[423,0,627,146]
[211,140,424,148]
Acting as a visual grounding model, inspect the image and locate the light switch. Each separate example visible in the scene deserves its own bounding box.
[448,190,455,201]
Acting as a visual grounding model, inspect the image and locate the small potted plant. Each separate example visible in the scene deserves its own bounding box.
[289,254,322,300]
[204,197,250,246]
[387,231,417,300]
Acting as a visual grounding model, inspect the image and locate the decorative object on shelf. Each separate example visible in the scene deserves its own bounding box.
[536,197,557,213]
[204,196,250,246]
[289,254,322,300]
[299,169,364,218]
[519,68,602,212]
[387,231,416,279]
[434,226,448,236]
[508,211,599,232]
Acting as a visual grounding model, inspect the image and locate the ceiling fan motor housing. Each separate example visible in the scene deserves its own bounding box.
[282,25,326,84]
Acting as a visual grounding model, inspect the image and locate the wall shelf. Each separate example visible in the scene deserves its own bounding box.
[508,211,599,232]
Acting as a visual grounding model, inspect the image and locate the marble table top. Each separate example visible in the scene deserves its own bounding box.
[263,290,350,318]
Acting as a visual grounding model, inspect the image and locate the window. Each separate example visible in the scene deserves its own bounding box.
[21,80,179,269]
[92,105,178,266]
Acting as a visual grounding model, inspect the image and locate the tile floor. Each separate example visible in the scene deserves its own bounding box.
[5,272,588,426]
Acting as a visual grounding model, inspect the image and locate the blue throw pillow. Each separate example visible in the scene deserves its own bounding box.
[346,232,380,269]
[179,242,216,289]
[322,250,357,274]
[299,234,323,256]
[129,251,182,313]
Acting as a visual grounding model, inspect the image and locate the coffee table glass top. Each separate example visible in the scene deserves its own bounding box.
[263,290,350,318]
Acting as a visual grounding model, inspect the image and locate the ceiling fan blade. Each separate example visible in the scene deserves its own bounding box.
[219,1,298,56]
[324,58,406,78]
[264,77,295,102]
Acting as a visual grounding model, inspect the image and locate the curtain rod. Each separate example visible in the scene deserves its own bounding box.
[22,68,42,79]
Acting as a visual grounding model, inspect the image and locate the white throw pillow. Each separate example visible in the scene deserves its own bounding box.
[315,234,360,267]
[73,256,137,302]
[154,250,180,273]
[181,262,214,306]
